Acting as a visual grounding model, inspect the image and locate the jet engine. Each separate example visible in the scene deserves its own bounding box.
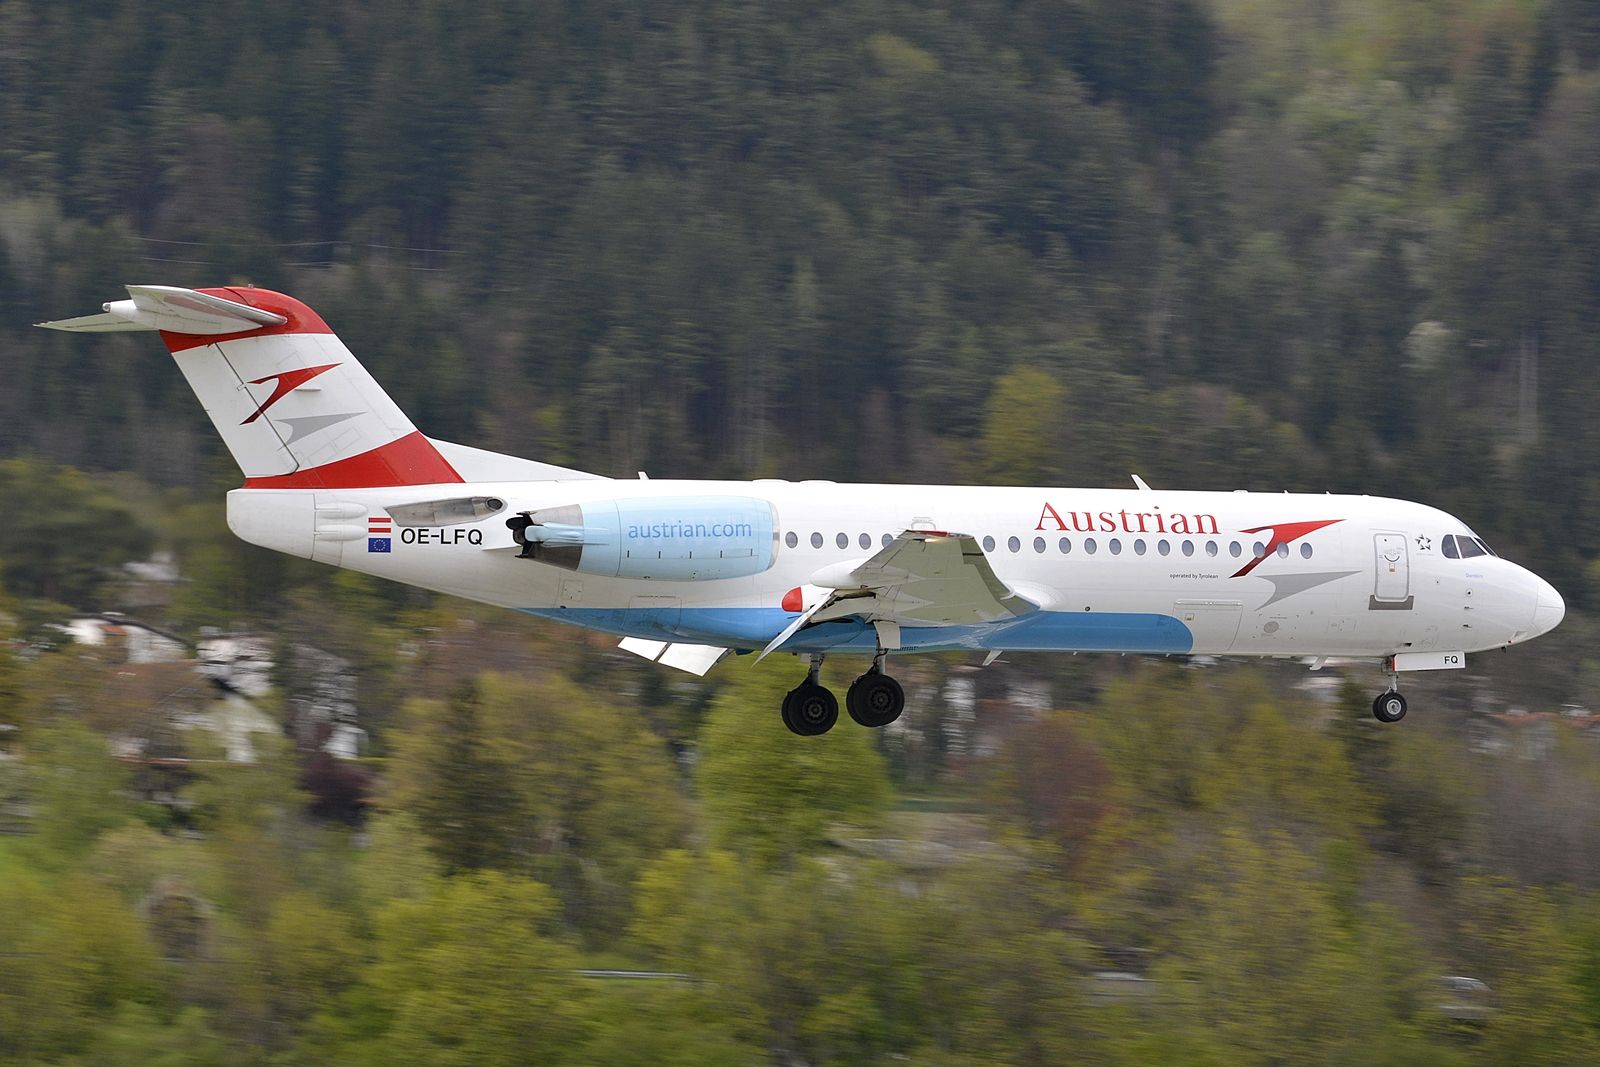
[507,495,777,581]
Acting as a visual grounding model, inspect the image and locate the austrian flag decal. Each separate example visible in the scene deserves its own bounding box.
[367,514,392,554]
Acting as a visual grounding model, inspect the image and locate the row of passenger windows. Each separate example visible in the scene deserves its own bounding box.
[780,530,1314,560]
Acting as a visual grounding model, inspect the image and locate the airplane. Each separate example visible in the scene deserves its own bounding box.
[40,285,1566,734]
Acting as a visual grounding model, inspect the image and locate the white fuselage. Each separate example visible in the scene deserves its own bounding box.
[229,480,1564,661]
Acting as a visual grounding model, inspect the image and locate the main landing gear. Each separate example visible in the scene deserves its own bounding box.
[781,653,906,736]
[1372,662,1407,723]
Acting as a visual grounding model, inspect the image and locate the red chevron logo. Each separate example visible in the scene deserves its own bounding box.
[240,363,340,424]
[1232,519,1343,577]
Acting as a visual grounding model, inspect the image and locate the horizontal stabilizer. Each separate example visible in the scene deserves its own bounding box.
[37,285,288,336]
[33,311,153,333]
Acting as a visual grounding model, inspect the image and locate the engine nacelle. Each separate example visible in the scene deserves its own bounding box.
[507,495,777,581]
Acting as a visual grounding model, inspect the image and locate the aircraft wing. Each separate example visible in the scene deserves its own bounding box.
[760,531,1037,659]
[847,530,1036,624]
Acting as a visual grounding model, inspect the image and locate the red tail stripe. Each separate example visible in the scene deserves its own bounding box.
[160,287,335,353]
[242,431,462,489]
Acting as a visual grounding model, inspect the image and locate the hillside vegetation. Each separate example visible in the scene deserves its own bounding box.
[3,0,1600,1062]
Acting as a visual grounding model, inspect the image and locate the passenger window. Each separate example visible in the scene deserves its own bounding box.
[859,532,871,550]
[785,531,798,549]
[1134,538,1147,555]
[836,532,848,549]
[1442,535,1459,559]
[1300,543,1313,559]
[1033,537,1046,553]
[1229,541,1242,558]
[1158,539,1171,556]
[1205,541,1218,557]
[1008,536,1021,553]
[1109,538,1122,555]
[811,532,824,549]
[1058,537,1072,554]
[1084,537,1098,555]
[882,533,894,548]
[982,535,996,552]
[1252,542,1266,558]
[1276,542,1289,558]
[1182,540,1195,557]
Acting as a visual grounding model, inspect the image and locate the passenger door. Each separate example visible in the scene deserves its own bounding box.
[1371,533,1412,608]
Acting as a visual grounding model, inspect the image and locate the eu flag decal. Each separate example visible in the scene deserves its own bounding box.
[367,513,393,553]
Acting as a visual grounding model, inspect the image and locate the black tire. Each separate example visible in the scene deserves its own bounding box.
[780,687,802,735]
[1372,691,1408,724]
[846,671,906,728]
[789,682,838,736]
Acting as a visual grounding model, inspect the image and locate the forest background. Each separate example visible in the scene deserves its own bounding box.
[4,0,1600,1063]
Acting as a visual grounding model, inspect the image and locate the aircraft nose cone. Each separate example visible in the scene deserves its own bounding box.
[1532,576,1565,637]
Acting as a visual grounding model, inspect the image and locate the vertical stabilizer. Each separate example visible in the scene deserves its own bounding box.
[41,285,462,488]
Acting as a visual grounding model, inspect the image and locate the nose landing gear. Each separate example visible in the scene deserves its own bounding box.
[1372,690,1408,723]
[1372,660,1407,723]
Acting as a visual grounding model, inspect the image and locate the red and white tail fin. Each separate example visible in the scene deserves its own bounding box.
[40,285,463,489]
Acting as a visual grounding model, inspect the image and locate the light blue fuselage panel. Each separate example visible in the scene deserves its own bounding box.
[521,607,1194,655]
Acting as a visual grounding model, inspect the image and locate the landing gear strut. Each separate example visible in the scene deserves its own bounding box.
[782,655,838,736]
[846,654,905,729]
[1373,663,1407,723]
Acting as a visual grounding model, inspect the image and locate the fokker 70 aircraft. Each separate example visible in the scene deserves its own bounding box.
[41,286,1566,734]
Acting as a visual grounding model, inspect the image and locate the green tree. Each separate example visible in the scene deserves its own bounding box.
[385,672,688,936]
[22,719,135,866]
[696,659,890,866]
[361,871,591,1066]
[1163,827,1381,1066]
[0,869,163,1063]
[385,681,526,875]
[975,365,1068,485]
[0,458,155,607]
[261,890,364,1031]
[65,1004,231,1067]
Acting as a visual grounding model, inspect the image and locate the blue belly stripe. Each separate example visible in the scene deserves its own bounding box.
[520,607,1193,655]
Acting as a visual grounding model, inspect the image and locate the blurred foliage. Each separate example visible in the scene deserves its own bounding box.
[0,459,154,606]
[2,0,1600,1062]
[696,657,891,865]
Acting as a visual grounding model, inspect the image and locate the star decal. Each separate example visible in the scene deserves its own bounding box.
[1415,535,1432,552]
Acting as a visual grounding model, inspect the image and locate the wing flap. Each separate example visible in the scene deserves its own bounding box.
[618,637,729,676]
[762,531,1038,657]
[846,531,1036,625]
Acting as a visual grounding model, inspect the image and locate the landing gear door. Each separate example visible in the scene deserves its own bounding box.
[1371,533,1412,608]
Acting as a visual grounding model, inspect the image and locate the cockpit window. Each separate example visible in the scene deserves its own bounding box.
[1461,527,1498,557]
[1443,533,1494,560]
